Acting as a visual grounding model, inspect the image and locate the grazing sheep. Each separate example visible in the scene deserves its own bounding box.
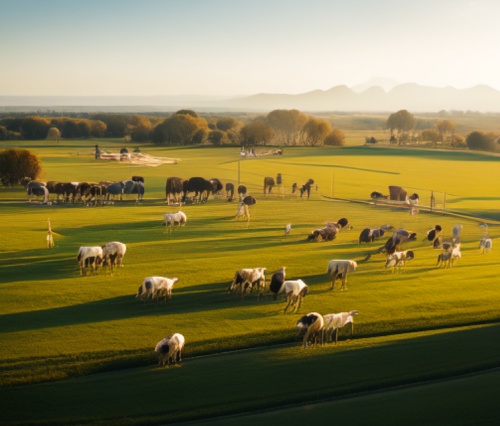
[155,334,185,367]
[164,211,187,227]
[77,246,104,275]
[307,227,338,242]
[424,225,442,244]
[236,196,256,221]
[437,244,462,268]
[238,185,247,200]
[136,277,178,302]
[323,311,358,344]
[327,260,357,291]
[153,277,179,303]
[102,241,127,275]
[358,228,385,244]
[479,236,492,254]
[269,268,286,299]
[371,191,388,200]
[228,268,267,300]
[285,224,292,235]
[280,279,309,314]
[296,312,324,348]
[382,229,417,255]
[385,250,415,272]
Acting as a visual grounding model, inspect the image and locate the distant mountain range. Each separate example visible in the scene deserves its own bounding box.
[2,80,500,113]
[217,83,500,112]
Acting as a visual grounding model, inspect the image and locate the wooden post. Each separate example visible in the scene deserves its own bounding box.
[443,192,446,211]
[47,219,54,249]
[430,191,434,212]
[238,161,240,187]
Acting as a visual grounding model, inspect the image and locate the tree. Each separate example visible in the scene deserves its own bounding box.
[152,114,208,145]
[0,148,42,187]
[46,127,61,140]
[0,126,9,141]
[175,109,199,118]
[191,128,207,145]
[208,130,226,145]
[216,117,238,131]
[386,110,416,145]
[451,134,466,147]
[240,122,275,146]
[77,120,92,139]
[21,117,50,140]
[303,117,331,146]
[435,119,456,143]
[62,120,80,138]
[90,120,107,138]
[323,128,345,146]
[266,109,307,145]
[421,129,441,144]
[466,131,497,151]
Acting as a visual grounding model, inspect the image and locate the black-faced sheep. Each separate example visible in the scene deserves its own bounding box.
[359,228,385,244]
[155,334,185,367]
[296,312,324,348]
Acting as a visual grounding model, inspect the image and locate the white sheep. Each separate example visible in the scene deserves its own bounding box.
[136,276,178,303]
[155,333,185,367]
[77,246,103,275]
[296,312,324,348]
[437,244,462,268]
[326,260,357,291]
[163,211,187,227]
[323,311,358,344]
[278,279,309,314]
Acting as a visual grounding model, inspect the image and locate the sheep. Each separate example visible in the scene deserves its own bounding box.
[323,311,358,344]
[382,229,417,255]
[437,244,462,268]
[285,224,292,235]
[164,211,187,227]
[424,225,442,244]
[433,237,454,252]
[380,224,395,232]
[327,260,357,291]
[371,191,388,200]
[280,279,309,314]
[102,241,127,275]
[136,277,178,303]
[269,267,286,299]
[307,227,338,242]
[479,236,493,254]
[153,277,179,303]
[358,228,385,244]
[228,268,267,300]
[385,250,415,272]
[155,334,185,367]
[325,218,351,232]
[77,246,103,275]
[296,312,324,348]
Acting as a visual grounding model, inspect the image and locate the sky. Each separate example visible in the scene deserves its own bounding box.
[1,0,500,96]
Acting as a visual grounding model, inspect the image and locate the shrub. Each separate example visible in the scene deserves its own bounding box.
[323,128,345,146]
[0,148,42,187]
[46,127,61,140]
[466,131,497,151]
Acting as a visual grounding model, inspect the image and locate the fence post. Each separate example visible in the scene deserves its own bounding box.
[238,161,240,187]
[430,191,434,212]
[443,192,446,211]
[331,171,334,198]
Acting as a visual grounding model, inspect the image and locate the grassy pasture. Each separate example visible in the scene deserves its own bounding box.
[1,141,499,423]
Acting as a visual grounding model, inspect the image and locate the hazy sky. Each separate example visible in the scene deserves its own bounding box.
[1,0,499,96]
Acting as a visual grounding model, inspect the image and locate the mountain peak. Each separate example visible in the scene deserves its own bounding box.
[351,77,400,93]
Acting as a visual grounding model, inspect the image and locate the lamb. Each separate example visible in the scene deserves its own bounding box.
[164,211,187,227]
[479,236,492,254]
[323,311,358,344]
[228,268,267,300]
[136,277,178,302]
[327,260,357,291]
[296,312,324,348]
[155,334,185,367]
[279,279,309,314]
[77,246,103,275]
[437,244,462,268]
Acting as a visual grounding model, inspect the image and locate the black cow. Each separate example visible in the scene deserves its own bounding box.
[132,176,144,183]
[264,177,275,194]
[209,178,223,194]
[77,182,92,201]
[182,177,213,203]
[166,177,184,204]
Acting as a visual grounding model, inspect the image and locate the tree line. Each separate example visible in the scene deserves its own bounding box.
[386,109,500,151]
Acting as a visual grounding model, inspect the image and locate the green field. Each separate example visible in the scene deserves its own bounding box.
[1,141,499,425]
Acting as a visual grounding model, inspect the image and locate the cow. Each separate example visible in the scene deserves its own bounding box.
[209,178,223,194]
[131,176,144,183]
[388,186,408,201]
[182,177,213,203]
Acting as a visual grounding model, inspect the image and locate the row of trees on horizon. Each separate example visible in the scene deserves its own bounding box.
[0,109,499,151]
